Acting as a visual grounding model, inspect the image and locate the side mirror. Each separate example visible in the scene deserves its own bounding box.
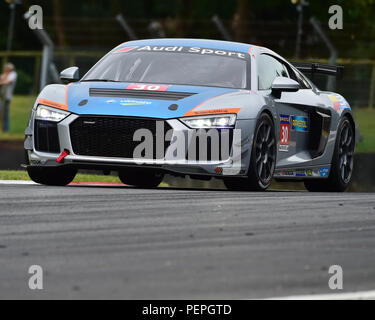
[60,66,79,83]
[271,77,300,98]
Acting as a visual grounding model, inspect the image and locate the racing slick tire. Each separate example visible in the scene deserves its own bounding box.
[304,117,354,192]
[119,169,164,188]
[27,166,77,186]
[224,113,276,191]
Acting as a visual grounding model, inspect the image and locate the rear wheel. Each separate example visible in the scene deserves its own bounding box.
[304,117,354,192]
[27,166,77,186]
[119,169,164,188]
[224,113,276,191]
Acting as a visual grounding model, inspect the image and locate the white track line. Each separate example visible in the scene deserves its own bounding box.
[0,180,36,185]
[268,290,375,300]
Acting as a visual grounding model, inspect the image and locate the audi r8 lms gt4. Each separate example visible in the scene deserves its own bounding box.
[24,38,355,191]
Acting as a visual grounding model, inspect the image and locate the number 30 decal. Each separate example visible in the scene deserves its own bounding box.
[280,123,290,145]
[127,84,170,91]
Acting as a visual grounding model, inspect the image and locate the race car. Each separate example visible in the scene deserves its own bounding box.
[24,38,355,191]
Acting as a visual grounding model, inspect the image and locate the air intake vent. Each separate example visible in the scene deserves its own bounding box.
[34,120,60,153]
[89,88,196,101]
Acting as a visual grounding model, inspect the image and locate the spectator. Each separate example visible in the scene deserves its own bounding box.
[0,63,18,132]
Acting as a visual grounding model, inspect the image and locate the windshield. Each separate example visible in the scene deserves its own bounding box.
[83,49,248,89]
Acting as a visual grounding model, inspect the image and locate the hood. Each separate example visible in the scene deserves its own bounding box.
[66,81,240,119]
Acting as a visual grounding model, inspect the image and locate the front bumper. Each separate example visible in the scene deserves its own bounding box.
[25,111,256,178]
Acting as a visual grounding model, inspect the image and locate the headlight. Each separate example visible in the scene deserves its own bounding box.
[180,114,237,129]
[35,105,70,122]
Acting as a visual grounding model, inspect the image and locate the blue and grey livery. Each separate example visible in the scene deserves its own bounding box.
[24,38,355,191]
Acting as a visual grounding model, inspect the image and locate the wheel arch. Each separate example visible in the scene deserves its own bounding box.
[342,111,356,143]
[259,107,277,139]
[261,108,275,125]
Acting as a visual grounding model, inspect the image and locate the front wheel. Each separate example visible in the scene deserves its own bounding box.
[224,113,276,191]
[304,117,354,192]
[119,169,164,188]
[27,166,77,186]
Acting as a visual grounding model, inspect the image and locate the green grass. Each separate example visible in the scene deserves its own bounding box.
[2,95,375,153]
[0,170,170,187]
[0,95,34,140]
[353,109,375,153]
[0,169,291,189]
[0,170,123,183]
[0,132,25,140]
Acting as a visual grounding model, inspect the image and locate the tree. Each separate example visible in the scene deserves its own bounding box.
[233,0,251,42]
[53,0,66,47]
[176,0,192,37]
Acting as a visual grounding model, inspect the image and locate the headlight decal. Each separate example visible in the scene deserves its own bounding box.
[180,114,237,129]
[37,98,68,111]
[183,107,241,117]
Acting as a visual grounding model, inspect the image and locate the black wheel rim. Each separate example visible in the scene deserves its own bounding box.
[338,122,354,183]
[255,120,276,184]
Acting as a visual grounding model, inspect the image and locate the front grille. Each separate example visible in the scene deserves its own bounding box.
[34,120,60,153]
[89,88,195,100]
[69,116,172,159]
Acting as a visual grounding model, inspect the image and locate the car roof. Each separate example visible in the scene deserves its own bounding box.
[118,38,255,54]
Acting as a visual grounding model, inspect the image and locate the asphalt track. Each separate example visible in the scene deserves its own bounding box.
[0,182,375,299]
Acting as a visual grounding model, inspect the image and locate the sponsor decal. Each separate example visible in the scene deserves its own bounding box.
[280,114,290,124]
[330,95,341,111]
[281,170,294,177]
[115,46,138,53]
[105,98,152,106]
[291,115,308,132]
[186,47,246,59]
[295,169,306,177]
[120,99,152,106]
[329,94,351,111]
[312,169,321,176]
[275,167,326,178]
[116,45,247,59]
[279,145,289,152]
[126,84,170,91]
[320,167,330,177]
[279,114,290,152]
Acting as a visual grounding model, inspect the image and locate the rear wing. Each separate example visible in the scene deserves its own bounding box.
[292,62,344,78]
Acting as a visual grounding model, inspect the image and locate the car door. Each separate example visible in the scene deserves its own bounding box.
[257,53,325,170]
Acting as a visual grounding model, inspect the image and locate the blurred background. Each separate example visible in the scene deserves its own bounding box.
[0,0,374,190]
